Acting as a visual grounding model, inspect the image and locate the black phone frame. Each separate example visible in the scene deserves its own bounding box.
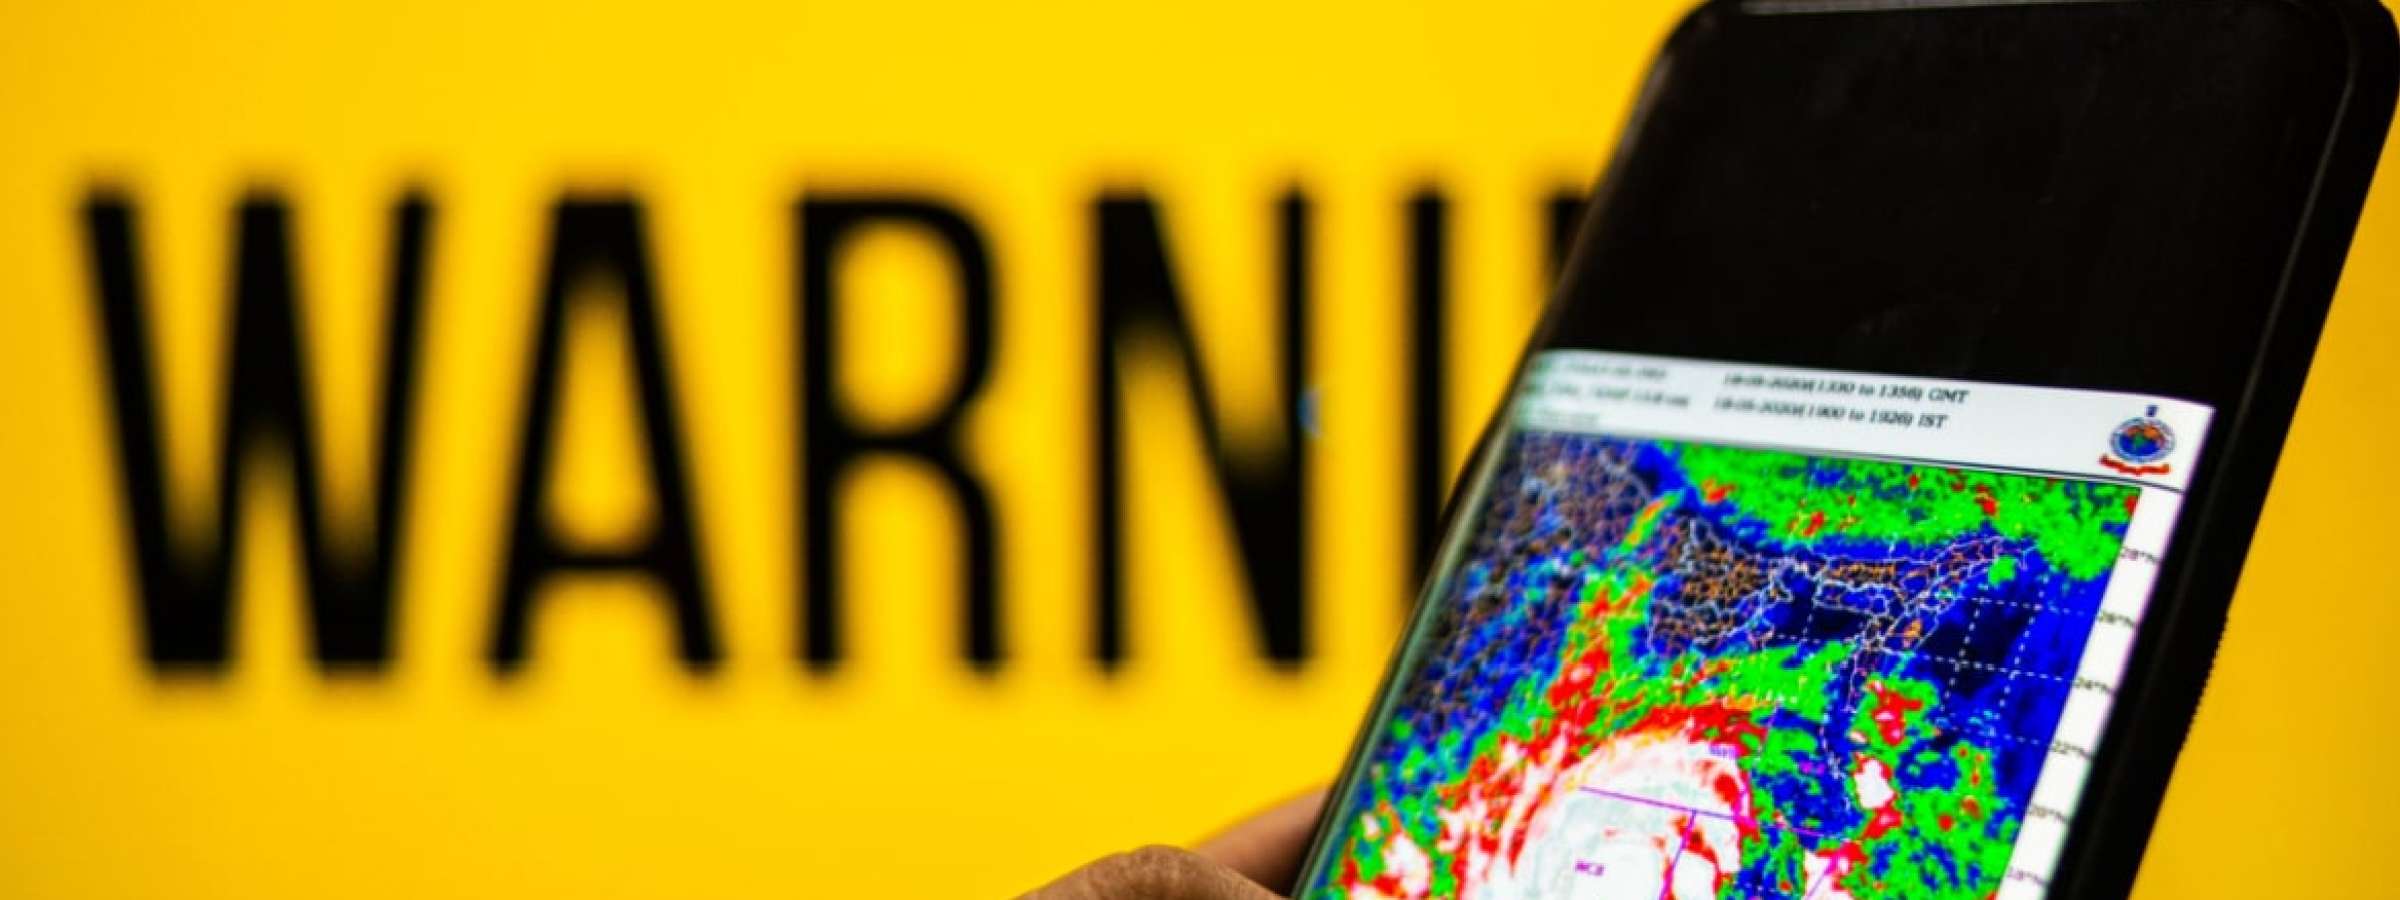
[1294,0,2397,896]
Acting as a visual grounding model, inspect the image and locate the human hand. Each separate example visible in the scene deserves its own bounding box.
[1019,789,1327,899]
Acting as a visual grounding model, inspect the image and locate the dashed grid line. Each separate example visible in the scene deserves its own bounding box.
[1954,594,2096,618]
[1578,557,2091,760]
[1955,582,1985,707]
[1756,631,2073,684]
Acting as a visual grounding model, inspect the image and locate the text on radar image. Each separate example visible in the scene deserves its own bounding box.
[1313,432,2137,899]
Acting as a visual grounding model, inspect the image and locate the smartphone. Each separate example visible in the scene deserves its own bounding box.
[1294,1,2397,898]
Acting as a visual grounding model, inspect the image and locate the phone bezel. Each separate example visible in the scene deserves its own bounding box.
[1291,0,2397,896]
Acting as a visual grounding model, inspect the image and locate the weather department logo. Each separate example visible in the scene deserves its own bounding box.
[2100,405,2177,476]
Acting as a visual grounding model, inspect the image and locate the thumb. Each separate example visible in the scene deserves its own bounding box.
[1020,845,1282,900]
[1193,788,1328,892]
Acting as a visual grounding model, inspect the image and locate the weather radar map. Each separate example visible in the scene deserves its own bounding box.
[1309,432,2140,900]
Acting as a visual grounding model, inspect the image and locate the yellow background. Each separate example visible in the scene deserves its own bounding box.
[0,1,2393,896]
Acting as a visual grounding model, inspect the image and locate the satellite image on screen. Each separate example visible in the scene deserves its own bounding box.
[1311,431,2137,900]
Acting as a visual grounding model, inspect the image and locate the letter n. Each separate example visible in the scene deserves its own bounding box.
[1092,191,1309,669]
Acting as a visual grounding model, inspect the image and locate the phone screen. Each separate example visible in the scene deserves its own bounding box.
[1300,352,2208,900]
[1294,1,2375,896]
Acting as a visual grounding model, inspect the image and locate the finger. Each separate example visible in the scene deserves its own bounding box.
[1193,788,1328,892]
[1021,845,1280,900]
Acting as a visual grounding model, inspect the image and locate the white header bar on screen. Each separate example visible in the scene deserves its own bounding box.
[1513,350,2214,492]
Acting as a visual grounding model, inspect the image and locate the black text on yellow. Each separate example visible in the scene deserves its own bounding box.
[80,188,1585,675]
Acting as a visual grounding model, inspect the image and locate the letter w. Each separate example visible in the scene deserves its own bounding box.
[81,191,430,671]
